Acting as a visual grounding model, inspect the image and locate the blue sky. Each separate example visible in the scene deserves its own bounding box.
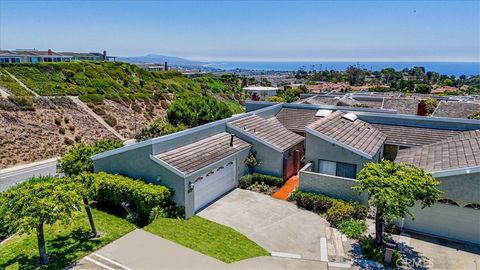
[0,1,479,61]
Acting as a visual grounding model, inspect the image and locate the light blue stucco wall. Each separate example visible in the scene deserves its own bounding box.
[299,163,368,204]
[435,172,480,204]
[227,125,284,178]
[304,131,379,175]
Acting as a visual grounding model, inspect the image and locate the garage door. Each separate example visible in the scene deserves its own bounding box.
[194,161,236,212]
[400,202,480,244]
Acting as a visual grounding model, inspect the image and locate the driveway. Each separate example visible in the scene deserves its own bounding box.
[74,229,331,270]
[198,188,329,261]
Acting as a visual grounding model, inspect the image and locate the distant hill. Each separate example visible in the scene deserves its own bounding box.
[118,54,206,67]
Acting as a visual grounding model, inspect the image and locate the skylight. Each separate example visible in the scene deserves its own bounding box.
[342,113,358,121]
[315,109,333,117]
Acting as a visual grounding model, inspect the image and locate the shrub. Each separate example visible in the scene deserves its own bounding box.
[59,127,66,134]
[79,93,104,105]
[103,114,117,127]
[92,172,176,225]
[326,201,355,225]
[265,96,286,103]
[290,191,367,221]
[92,107,106,115]
[94,138,124,152]
[64,116,70,124]
[64,137,74,145]
[359,236,402,265]
[135,119,186,141]
[467,111,480,120]
[239,175,254,189]
[54,117,62,125]
[238,173,283,189]
[8,96,35,110]
[167,95,233,127]
[337,219,367,239]
[68,125,75,132]
[251,173,283,187]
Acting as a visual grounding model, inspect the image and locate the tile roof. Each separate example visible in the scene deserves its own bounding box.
[155,132,250,175]
[381,98,421,115]
[395,130,480,172]
[302,96,341,106]
[307,111,387,158]
[275,108,319,133]
[432,101,480,119]
[228,114,304,151]
[371,123,463,147]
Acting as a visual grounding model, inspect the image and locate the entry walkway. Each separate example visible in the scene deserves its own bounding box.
[272,175,299,200]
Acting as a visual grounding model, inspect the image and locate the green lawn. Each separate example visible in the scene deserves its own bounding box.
[0,209,135,270]
[144,216,268,263]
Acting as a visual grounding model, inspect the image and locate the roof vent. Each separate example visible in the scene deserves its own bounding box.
[342,113,358,122]
[315,109,333,117]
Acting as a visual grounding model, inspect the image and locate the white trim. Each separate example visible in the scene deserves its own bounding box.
[227,123,284,153]
[149,155,186,178]
[433,166,480,178]
[92,104,282,161]
[305,127,375,160]
[431,100,443,116]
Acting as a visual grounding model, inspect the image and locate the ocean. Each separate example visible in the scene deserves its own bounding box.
[207,61,480,77]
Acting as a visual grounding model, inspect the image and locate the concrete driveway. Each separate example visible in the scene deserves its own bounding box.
[198,188,329,261]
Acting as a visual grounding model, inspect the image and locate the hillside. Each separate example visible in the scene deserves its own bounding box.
[0,62,246,168]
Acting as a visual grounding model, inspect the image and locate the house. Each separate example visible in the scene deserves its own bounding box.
[395,131,480,244]
[432,100,480,119]
[0,49,107,63]
[92,100,480,244]
[243,86,278,100]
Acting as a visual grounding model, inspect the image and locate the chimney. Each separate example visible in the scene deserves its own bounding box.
[230,134,234,147]
[164,61,168,71]
[47,49,53,56]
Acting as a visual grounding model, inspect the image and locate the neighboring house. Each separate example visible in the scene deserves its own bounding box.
[92,101,480,244]
[0,49,107,63]
[433,100,480,119]
[395,131,480,244]
[243,86,278,100]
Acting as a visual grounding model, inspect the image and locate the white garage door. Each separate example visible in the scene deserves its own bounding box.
[401,203,480,244]
[194,161,236,212]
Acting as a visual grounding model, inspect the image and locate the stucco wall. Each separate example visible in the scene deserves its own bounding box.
[304,132,376,175]
[435,172,480,204]
[299,163,368,204]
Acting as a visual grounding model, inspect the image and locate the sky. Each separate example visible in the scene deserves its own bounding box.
[0,1,479,62]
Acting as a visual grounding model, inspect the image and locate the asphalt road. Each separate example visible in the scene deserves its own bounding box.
[0,158,59,192]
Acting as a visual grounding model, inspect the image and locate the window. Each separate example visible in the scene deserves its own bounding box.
[319,160,336,176]
[318,160,356,179]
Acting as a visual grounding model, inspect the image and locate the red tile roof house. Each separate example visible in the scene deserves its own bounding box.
[92,101,480,244]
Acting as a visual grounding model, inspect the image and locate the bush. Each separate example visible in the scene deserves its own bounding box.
[290,191,367,221]
[359,236,402,265]
[59,127,66,134]
[94,138,124,152]
[265,96,286,103]
[326,201,355,225]
[238,173,283,189]
[92,172,177,225]
[92,107,106,115]
[337,219,367,239]
[103,114,117,127]
[64,137,74,145]
[8,96,35,110]
[467,111,480,120]
[135,119,186,141]
[79,93,104,105]
[167,95,233,127]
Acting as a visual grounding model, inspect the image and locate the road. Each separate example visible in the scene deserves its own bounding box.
[0,158,59,192]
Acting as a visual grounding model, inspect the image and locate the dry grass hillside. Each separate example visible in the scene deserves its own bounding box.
[0,97,115,169]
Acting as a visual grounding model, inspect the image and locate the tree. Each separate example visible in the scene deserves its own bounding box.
[0,177,82,264]
[265,96,286,103]
[57,139,123,237]
[354,160,442,246]
[167,95,233,127]
[135,119,186,141]
[415,83,432,94]
[467,111,480,120]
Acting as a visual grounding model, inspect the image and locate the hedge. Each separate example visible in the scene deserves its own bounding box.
[239,173,284,189]
[92,172,177,225]
[289,190,367,224]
